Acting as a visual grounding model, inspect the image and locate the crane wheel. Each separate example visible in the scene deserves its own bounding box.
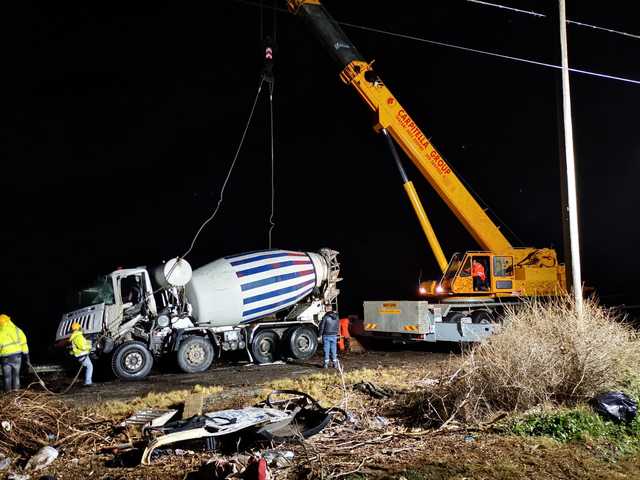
[471,311,493,324]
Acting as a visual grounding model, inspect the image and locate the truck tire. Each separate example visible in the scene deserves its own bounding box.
[111,341,154,380]
[444,312,465,323]
[177,336,215,373]
[251,330,279,364]
[286,325,318,360]
[471,311,493,324]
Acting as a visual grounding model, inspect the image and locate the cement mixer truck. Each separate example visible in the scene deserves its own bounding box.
[54,248,340,380]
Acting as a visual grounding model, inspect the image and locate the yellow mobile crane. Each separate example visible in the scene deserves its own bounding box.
[288,1,567,339]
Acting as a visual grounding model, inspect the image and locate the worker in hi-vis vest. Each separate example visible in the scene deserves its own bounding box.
[0,314,29,392]
[69,322,94,387]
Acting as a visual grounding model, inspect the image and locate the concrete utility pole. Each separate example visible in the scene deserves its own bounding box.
[558,0,583,317]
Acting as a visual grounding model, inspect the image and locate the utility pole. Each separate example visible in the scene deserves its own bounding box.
[558,0,583,316]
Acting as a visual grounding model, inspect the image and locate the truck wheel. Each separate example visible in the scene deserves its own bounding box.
[177,336,215,373]
[111,341,154,380]
[251,330,279,364]
[472,311,493,324]
[286,325,318,360]
[444,312,465,323]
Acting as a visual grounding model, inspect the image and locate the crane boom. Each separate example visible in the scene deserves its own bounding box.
[289,0,566,298]
[288,1,512,254]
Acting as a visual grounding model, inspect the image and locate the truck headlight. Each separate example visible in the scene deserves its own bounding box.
[157,315,170,328]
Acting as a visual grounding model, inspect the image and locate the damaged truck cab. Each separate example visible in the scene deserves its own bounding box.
[54,249,340,380]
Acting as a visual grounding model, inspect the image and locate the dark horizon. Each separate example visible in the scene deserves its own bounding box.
[2,0,639,357]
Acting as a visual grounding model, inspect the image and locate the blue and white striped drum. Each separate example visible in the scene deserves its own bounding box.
[186,249,329,326]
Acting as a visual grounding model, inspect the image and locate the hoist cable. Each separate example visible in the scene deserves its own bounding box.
[181,77,266,259]
[267,83,276,248]
[259,0,264,41]
[266,0,277,248]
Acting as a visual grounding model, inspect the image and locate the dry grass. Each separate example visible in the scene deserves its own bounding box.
[409,296,640,426]
[258,367,414,406]
[0,390,111,456]
[96,384,223,418]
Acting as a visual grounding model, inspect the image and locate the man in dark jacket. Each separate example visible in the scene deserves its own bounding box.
[318,308,340,369]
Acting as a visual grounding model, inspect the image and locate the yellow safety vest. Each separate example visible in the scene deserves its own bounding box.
[0,322,28,357]
[70,330,92,357]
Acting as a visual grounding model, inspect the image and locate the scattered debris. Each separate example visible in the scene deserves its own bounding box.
[123,409,178,429]
[261,449,294,468]
[242,456,270,480]
[592,391,638,424]
[415,378,440,388]
[141,390,343,464]
[7,473,30,480]
[353,381,395,399]
[0,454,11,470]
[371,416,390,430]
[183,392,205,418]
[194,455,270,480]
[25,446,58,471]
[141,406,293,464]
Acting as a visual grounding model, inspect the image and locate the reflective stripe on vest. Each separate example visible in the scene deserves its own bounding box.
[0,325,24,357]
[70,331,91,357]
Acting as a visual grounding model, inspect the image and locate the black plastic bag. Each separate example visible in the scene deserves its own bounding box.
[591,391,637,424]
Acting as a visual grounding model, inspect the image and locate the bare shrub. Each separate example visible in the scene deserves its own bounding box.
[408,296,640,426]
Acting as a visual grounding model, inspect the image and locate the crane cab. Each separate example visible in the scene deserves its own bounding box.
[421,250,566,299]
[421,251,518,298]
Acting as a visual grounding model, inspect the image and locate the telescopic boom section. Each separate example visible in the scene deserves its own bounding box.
[288,0,513,254]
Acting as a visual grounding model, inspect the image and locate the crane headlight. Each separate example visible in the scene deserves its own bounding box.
[435,285,444,294]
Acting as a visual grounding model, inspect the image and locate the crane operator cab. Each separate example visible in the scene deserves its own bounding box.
[424,252,516,298]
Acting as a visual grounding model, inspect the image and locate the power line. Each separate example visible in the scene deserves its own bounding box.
[465,0,640,40]
[566,19,640,41]
[340,22,640,86]
[465,1,544,18]
[232,0,640,86]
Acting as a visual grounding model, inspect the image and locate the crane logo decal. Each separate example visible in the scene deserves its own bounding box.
[397,109,429,150]
[429,149,452,176]
[396,109,451,177]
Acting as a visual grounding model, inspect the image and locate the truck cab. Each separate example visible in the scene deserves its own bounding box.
[56,267,159,344]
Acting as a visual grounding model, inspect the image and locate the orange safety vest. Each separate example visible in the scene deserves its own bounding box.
[471,262,486,281]
[338,317,351,351]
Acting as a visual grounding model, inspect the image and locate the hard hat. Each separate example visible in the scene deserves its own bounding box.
[0,314,10,325]
[71,322,82,331]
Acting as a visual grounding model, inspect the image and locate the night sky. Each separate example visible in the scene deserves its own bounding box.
[2,1,639,357]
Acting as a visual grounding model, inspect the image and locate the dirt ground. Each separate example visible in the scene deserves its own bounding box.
[51,344,458,406]
[16,345,640,480]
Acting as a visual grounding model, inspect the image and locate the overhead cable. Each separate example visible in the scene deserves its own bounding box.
[340,22,640,86]
[465,0,640,40]
[231,0,640,86]
[464,1,544,18]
